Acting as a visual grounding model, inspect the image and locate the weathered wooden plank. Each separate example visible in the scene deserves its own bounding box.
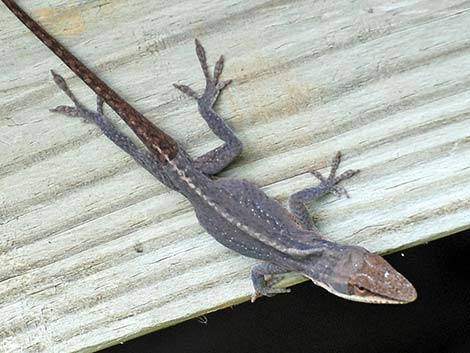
[1,0,469,352]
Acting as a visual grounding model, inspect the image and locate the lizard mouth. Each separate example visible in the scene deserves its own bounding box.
[345,285,417,304]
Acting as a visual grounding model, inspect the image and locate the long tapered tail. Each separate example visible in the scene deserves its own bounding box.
[2,0,178,163]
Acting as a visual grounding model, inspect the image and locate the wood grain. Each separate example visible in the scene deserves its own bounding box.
[1,0,469,352]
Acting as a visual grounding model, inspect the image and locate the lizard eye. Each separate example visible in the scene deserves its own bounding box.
[354,286,369,295]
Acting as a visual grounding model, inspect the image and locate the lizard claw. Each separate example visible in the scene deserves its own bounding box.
[213,54,224,82]
[50,71,104,125]
[195,39,232,106]
[49,71,89,122]
[173,83,199,99]
[310,152,359,199]
[216,79,232,91]
[50,105,83,118]
[251,287,291,302]
[173,39,232,107]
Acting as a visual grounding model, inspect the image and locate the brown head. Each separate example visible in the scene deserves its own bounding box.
[305,245,417,304]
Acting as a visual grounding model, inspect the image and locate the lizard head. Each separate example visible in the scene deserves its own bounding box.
[306,245,417,304]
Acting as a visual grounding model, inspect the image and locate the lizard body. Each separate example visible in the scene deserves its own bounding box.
[2,0,417,304]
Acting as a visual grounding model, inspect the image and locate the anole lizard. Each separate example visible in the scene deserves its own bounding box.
[2,0,417,304]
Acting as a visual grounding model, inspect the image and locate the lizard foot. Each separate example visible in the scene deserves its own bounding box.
[251,287,291,303]
[310,151,359,198]
[49,70,104,124]
[251,262,291,302]
[173,39,231,107]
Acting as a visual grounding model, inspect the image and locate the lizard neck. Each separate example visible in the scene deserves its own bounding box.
[2,0,178,164]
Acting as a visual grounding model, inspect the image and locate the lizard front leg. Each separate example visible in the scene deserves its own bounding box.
[288,152,359,231]
[49,71,180,191]
[251,262,292,302]
[174,39,242,176]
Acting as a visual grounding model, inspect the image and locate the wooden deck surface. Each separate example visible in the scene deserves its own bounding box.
[1,1,470,352]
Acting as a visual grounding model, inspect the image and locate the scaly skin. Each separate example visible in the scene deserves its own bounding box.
[2,0,417,304]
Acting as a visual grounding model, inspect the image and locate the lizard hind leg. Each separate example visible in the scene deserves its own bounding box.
[49,71,180,191]
[288,152,360,230]
[174,39,242,176]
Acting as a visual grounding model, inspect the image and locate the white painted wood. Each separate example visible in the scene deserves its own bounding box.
[1,0,469,352]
